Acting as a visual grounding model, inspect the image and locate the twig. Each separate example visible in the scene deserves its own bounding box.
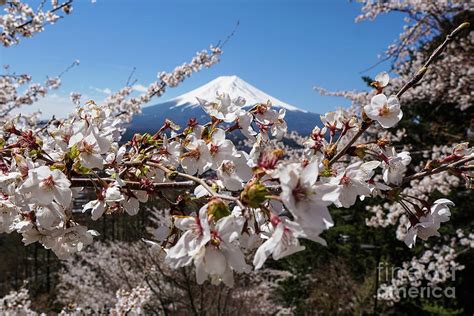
[126,67,136,87]
[329,22,470,165]
[146,161,245,209]
[402,154,474,183]
[329,122,372,165]
[58,60,79,78]
[70,177,195,190]
[396,22,470,98]
[216,20,240,49]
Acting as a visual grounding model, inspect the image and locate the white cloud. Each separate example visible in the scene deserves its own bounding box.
[132,84,148,93]
[11,93,98,119]
[90,86,112,95]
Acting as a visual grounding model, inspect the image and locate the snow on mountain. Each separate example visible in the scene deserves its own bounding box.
[126,75,320,139]
[154,75,306,112]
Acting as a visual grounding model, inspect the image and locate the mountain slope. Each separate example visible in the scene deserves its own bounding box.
[125,75,321,139]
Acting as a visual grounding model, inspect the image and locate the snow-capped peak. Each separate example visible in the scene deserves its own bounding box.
[167,75,306,112]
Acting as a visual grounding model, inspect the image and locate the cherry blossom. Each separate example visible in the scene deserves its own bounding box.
[180,135,212,175]
[279,159,339,237]
[165,205,211,268]
[331,161,380,208]
[270,108,287,140]
[404,199,453,248]
[208,128,236,169]
[20,166,72,206]
[380,147,411,185]
[373,71,389,89]
[194,214,250,286]
[364,94,403,128]
[253,215,306,269]
[217,151,253,191]
[198,93,243,123]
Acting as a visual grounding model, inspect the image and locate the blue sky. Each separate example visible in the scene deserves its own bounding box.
[1,0,406,117]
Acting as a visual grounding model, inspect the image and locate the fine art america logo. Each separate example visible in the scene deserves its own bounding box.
[376,262,458,300]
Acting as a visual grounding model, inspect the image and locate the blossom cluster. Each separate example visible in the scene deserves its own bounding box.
[0,44,222,259]
[365,143,464,244]
[355,0,473,110]
[0,68,61,119]
[0,0,76,47]
[378,229,474,303]
[0,0,472,292]
[0,64,472,286]
[55,207,292,314]
[0,287,36,315]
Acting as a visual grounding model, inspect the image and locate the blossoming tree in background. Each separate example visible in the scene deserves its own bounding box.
[0,0,473,314]
[0,0,91,47]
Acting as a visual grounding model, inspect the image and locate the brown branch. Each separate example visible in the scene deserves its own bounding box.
[329,22,470,165]
[403,154,474,183]
[70,177,195,190]
[329,121,373,165]
[146,161,246,209]
[396,22,470,98]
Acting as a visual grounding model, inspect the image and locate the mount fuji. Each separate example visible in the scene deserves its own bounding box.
[125,75,321,139]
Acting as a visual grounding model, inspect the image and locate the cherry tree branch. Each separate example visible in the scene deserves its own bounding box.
[14,0,73,30]
[146,161,245,208]
[329,121,373,165]
[396,22,470,98]
[329,22,470,166]
[70,177,195,190]
[402,154,474,183]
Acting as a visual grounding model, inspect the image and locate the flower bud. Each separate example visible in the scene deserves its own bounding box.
[207,198,230,221]
[347,144,367,159]
[424,159,441,170]
[324,144,337,160]
[68,144,80,159]
[166,170,178,180]
[376,138,390,148]
[240,181,268,208]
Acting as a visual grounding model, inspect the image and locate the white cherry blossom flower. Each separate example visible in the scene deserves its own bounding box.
[217,152,253,191]
[208,128,235,169]
[198,93,243,123]
[364,94,403,128]
[381,147,411,185]
[320,111,343,131]
[194,215,250,287]
[374,71,390,88]
[122,191,148,216]
[83,199,106,221]
[331,161,380,208]
[452,142,472,156]
[0,198,18,233]
[165,205,211,268]
[180,135,212,175]
[69,131,111,169]
[83,183,126,220]
[154,136,181,167]
[253,101,279,125]
[20,166,72,207]
[236,111,257,142]
[303,127,328,156]
[253,215,305,269]
[279,159,339,238]
[34,203,65,229]
[404,199,453,248]
[50,225,99,259]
